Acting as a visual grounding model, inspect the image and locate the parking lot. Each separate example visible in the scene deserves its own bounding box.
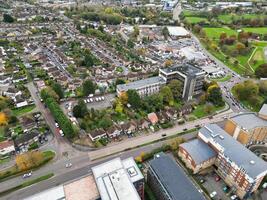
[196,171,236,200]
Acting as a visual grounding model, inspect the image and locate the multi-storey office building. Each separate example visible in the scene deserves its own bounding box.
[116,63,205,101]
[159,63,205,100]
[116,76,166,97]
[179,124,267,199]
[147,152,206,200]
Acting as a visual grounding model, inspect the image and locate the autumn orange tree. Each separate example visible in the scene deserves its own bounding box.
[15,151,44,171]
[0,112,8,126]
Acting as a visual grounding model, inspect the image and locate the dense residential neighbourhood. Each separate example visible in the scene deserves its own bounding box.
[0,0,267,200]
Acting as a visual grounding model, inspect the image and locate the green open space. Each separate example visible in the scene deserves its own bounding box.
[218,14,267,24]
[11,105,36,116]
[0,173,54,197]
[242,27,267,35]
[185,17,208,24]
[209,75,232,82]
[192,104,225,119]
[203,27,237,39]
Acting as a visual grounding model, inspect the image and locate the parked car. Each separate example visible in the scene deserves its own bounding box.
[215,175,221,182]
[55,123,59,128]
[210,191,217,198]
[59,129,64,137]
[200,179,205,184]
[161,134,167,137]
[223,185,230,193]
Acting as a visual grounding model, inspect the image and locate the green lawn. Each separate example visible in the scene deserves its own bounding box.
[203,27,237,39]
[249,47,266,70]
[192,104,225,119]
[11,105,36,116]
[242,27,267,35]
[218,14,267,24]
[209,75,231,82]
[185,17,208,24]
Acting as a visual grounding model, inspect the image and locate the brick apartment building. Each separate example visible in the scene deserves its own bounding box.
[179,124,267,199]
[224,105,267,145]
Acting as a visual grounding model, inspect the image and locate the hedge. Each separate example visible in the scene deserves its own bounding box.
[45,97,76,139]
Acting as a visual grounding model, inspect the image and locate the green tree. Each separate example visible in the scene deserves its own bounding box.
[207,86,224,106]
[127,39,135,48]
[82,80,96,96]
[73,100,88,118]
[168,80,182,100]
[133,25,140,38]
[115,100,123,113]
[40,87,59,102]
[234,80,259,101]
[98,116,113,129]
[3,14,14,23]
[127,89,141,109]
[160,86,174,106]
[51,82,64,99]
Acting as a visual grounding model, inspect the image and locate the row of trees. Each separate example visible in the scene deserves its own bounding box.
[41,89,76,139]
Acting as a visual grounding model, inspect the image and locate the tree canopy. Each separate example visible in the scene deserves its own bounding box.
[127,89,141,109]
[82,80,96,96]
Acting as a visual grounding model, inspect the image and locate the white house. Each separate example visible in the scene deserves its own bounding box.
[0,140,15,156]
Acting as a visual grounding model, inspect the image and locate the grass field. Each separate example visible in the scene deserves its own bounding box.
[11,105,36,116]
[218,14,267,24]
[249,47,266,70]
[185,17,208,24]
[242,27,267,35]
[203,27,237,39]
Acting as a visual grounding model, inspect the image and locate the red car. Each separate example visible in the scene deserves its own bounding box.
[215,175,221,182]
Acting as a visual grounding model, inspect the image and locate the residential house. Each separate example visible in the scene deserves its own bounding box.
[14,96,28,108]
[137,119,150,130]
[21,116,36,129]
[88,129,107,142]
[106,125,121,138]
[147,113,159,125]
[14,130,40,148]
[178,104,192,117]
[0,75,11,85]
[0,140,15,156]
[4,87,22,98]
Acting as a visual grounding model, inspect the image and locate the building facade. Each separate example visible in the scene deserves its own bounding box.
[116,76,166,97]
[179,124,267,199]
[147,153,206,200]
[116,63,205,101]
[159,63,205,100]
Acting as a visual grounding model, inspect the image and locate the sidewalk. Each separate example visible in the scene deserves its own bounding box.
[88,109,233,160]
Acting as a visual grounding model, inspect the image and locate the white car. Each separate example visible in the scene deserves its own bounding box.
[83,99,87,103]
[95,97,99,102]
[101,96,105,101]
[65,163,72,168]
[90,98,93,102]
[210,191,217,198]
[22,171,32,178]
[59,130,64,136]
[55,123,59,128]
[231,195,238,200]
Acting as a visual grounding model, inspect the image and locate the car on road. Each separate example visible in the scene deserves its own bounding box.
[183,128,188,131]
[231,194,238,200]
[210,191,217,198]
[65,163,72,168]
[199,179,205,184]
[161,134,167,137]
[55,123,59,128]
[22,171,32,178]
[59,129,64,137]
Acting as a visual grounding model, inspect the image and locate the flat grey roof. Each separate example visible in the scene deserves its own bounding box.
[199,124,267,179]
[92,157,141,200]
[160,63,204,77]
[180,139,217,165]
[117,76,165,92]
[259,104,267,116]
[149,153,206,200]
[231,113,267,130]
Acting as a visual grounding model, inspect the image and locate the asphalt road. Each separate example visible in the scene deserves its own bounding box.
[1,131,197,200]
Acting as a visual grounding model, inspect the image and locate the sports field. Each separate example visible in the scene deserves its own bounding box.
[218,14,267,24]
